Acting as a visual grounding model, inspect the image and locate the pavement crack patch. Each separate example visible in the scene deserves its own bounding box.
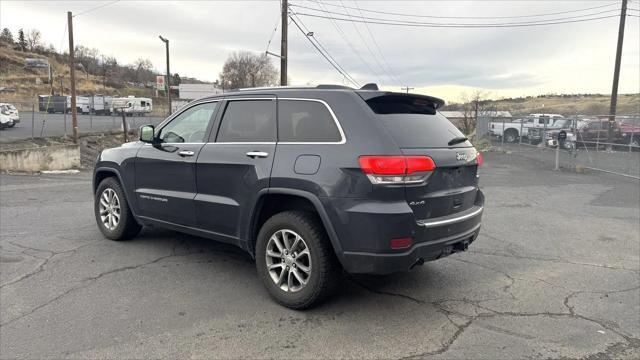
[469,249,639,272]
[450,257,517,300]
[0,241,99,289]
[0,251,182,327]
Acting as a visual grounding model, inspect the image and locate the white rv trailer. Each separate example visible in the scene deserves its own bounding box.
[66,96,91,114]
[112,96,152,116]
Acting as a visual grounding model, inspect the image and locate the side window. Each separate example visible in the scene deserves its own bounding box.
[278,100,342,142]
[216,100,276,142]
[159,102,217,143]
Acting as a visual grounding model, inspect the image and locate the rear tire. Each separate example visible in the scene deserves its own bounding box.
[94,177,141,241]
[256,211,340,309]
[504,130,518,143]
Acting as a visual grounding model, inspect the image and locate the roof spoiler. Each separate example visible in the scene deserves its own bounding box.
[357,91,445,110]
[360,83,379,90]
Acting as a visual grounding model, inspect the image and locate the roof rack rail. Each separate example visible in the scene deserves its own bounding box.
[234,84,355,91]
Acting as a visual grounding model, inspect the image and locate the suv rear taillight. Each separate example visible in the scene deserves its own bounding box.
[476,152,483,167]
[358,156,436,185]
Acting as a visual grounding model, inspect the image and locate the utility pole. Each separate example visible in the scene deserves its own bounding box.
[159,35,171,115]
[475,99,479,127]
[280,0,288,86]
[401,86,414,93]
[608,0,627,147]
[68,11,78,143]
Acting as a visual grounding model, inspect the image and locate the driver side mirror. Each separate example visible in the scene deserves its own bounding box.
[139,125,156,143]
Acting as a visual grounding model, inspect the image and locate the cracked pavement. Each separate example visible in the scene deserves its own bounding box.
[1,152,638,359]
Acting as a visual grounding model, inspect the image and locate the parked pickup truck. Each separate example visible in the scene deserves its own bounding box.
[489,113,564,143]
[618,116,640,147]
[527,118,580,145]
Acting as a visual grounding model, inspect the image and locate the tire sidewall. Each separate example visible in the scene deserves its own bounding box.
[94,178,129,240]
[256,213,326,307]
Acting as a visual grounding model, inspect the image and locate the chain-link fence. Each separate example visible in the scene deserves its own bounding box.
[480,114,640,179]
[0,100,166,143]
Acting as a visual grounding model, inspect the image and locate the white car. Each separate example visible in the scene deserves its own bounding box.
[0,107,14,129]
[0,103,19,127]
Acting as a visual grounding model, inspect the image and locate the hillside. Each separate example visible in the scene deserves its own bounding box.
[480,93,640,117]
[0,45,155,105]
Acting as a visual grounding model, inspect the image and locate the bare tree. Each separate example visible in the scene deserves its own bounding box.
[457,90,496,136]
[26,29,42,52]
[219,51,278,89]
[132,58,154,83]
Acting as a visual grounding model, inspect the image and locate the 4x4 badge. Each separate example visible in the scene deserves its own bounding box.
[456,153,468,161]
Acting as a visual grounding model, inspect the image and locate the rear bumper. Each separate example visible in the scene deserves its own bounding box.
[330,190,484,275]
[341,223,481,274]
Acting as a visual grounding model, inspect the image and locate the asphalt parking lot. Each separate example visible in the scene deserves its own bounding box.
[1,151,638,359]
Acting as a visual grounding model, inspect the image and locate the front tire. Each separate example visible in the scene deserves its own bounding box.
[256,211,340,309]
[94,177,141,240]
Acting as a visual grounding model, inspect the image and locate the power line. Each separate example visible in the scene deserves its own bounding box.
[337,0,399,86]
[292,5,622,27]
[310,0,384,85]
[74,0,120,17]
[291,1,620,20]
[294,12,622,28]
[265,1,281,52]
[289,10,359,86]
[352,0,402,86]
[288,13,360,87]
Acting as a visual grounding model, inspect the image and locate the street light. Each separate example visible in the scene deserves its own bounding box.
[159,35,171,115]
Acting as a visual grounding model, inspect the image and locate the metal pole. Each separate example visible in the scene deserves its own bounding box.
[68,11,78,143]
[554,142,560,171]
[64,105,68,136]
[501,117,505,148]
[165,41,171,114]
[519,120,523,147]
[31,104,34,139]
[90,96,93,130]
[281,0,288,86]
[159,35,171,115]
[608,0,627,148]
[121,110,128,142]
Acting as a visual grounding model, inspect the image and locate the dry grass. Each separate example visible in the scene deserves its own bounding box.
[486,94,640,116]
[0,46,155,105]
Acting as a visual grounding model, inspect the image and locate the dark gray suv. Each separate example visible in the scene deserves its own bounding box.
[93,85,484,309]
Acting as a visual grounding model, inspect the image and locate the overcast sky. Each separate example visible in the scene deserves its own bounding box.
[1,0,639,101]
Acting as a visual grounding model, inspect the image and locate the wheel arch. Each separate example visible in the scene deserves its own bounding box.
[247,188,346,265]
[93,166,140,219]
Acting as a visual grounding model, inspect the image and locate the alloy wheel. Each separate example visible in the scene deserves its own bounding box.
[265,229,312,292]
[99,188,121,231]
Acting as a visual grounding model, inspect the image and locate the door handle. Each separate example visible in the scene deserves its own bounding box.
[178,150,195,157]
[246,151,269,158]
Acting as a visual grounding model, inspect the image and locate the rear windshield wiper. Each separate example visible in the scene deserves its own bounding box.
[448,136,468,146]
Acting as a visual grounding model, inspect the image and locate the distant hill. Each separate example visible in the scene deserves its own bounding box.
[444,93,639,117]
[0,45,156,103]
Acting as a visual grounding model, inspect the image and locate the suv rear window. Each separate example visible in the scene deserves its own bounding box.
[217,100,276,142]
[278,100,342,143]
[365,96,468,148]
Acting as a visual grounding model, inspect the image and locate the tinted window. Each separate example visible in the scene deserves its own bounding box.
[378,112,468,148]
[278,100,341,142]
[159,102,217,143]
[217,100,276,142]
